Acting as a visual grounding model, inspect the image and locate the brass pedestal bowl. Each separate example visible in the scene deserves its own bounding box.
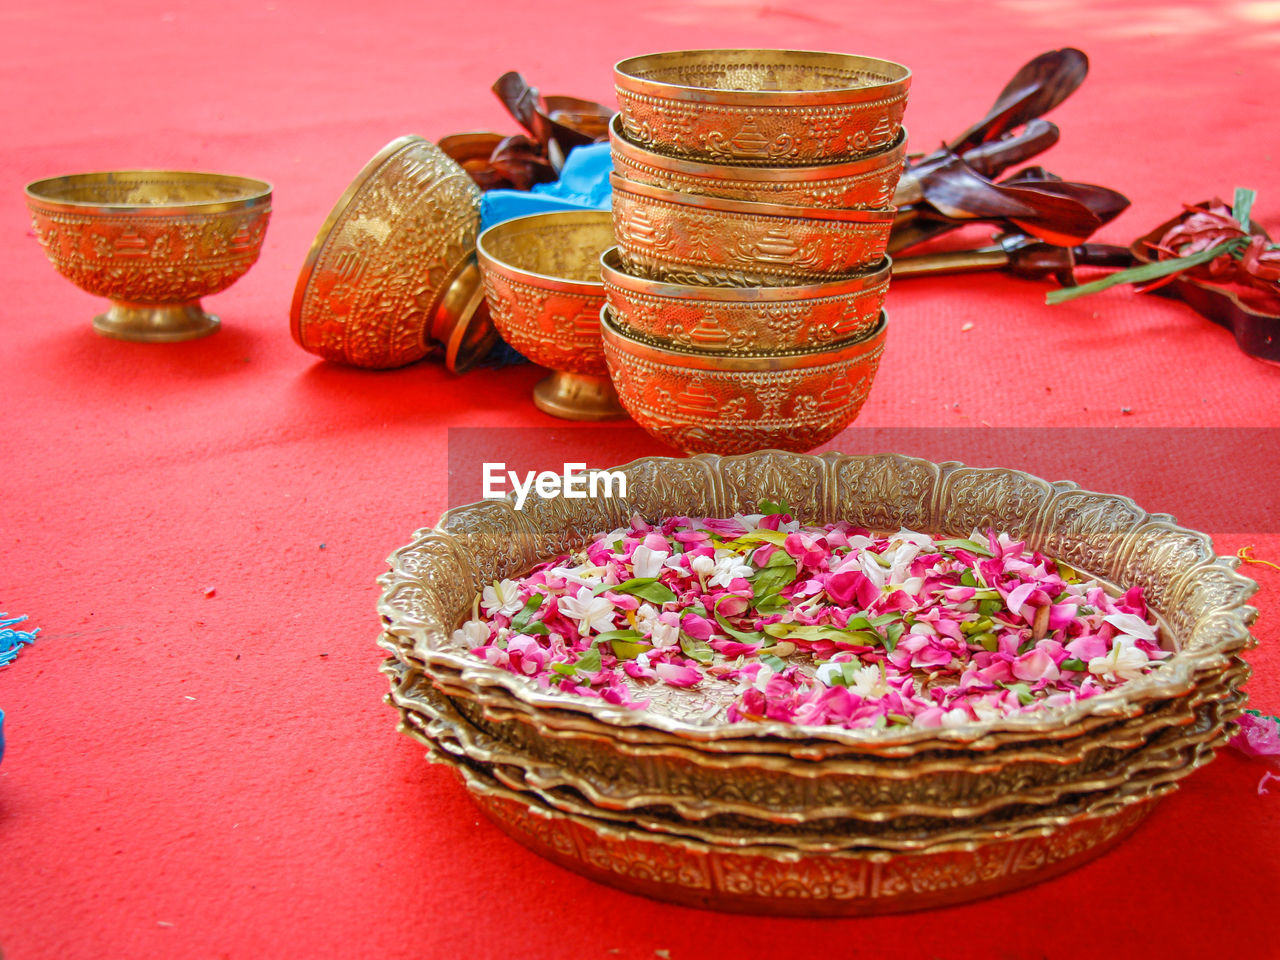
[476,211,624,421]
[601,307,886,454]
[610,115,906,210]
[614,49,910,164]
[611,174,895,287]
[25,170,272,342]
[602,247,889,353]
[291,135,497,372]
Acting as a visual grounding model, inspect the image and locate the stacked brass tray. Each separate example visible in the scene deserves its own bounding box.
[377,450,1257,915]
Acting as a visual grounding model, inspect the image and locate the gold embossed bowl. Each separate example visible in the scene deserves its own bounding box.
[610,114,906,209]
[476,211,624,420]
[25,170,272,342]
[611,174,895,286]
[601,307,887,454]
[614,49,910,165]
[601,247,888,353]
[291,135,497,372]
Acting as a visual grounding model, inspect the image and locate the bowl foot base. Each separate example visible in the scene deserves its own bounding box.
[533,371,627,421]
[93,301,220,342]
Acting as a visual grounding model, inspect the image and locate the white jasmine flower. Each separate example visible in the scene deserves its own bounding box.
[690,555,715,577]
[557,586,616,636]
[940,707,972,728]
[1088,635,1151,682]
[709,555,753,588]
[452,618,490,648]
[650,617,680,649]
[632,544,669,580]
[850,664,888,698]
[548,564,606,588]
[481,580,523,618]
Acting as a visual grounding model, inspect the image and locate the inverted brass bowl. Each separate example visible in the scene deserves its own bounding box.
[601,246,888,353]
[25,170,272,342]
[614,49,910,165]
[611,173,895,286]
[601,307,886,454]
[475,211,624,421]
[291,135,497,372]
[610,114,906,209]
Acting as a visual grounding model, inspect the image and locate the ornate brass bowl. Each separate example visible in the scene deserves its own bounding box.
[610,115,906,209]
[601,247,888,354]
[25,171,272,342]
[291,136,497,372]
[611,174,895,286]
[476,211,624,421]
[614,49,910,165]
[601,307,886,454]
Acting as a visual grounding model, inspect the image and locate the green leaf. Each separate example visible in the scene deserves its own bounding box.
[727,529,791,549]
[1234,187,1256,233]
[763,623,878,645]
[760,653,787,673]
[749,555,798,601]
[757,498,791,516]
[594,629,646,644]
[551,661,577,677]
[576,646,602,674]
[1046,237,1246,305]
[679,634,714,664]
[521,622,550,636]
[974,632,999,653]
[508,594,544,632]
[610,639,654,660]
[1061,658,1087,672]
[754,593,790,616]
[884,622,905,653]
[936,537,993,557]
[978,598,1003,618]
[998,680,1035,706]
[598,577,677,604]
[959,569,978,588]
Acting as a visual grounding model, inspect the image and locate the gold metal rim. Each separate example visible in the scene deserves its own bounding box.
[613,49,912,107]
[601,305,888,368]
[475,210,615,294]
[610,172,896,222]
[24,170,272,216]
[289,135,429,350]
[600,247,891,300]
[609,113,907,182]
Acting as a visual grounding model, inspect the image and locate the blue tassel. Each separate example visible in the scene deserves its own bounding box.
[0,613,38,667]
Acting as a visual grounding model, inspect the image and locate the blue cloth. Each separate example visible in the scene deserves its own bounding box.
[479,142,613,232]
[0,613,38,766]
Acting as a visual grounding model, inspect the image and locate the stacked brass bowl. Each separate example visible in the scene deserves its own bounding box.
[602,50,911,455]
[378,450,1257,916]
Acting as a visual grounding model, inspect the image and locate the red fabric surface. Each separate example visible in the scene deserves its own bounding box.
[3,0,1279,957]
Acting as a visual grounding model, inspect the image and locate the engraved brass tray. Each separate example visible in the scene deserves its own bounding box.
[378,450,1257,913]
[379,452,1257,748]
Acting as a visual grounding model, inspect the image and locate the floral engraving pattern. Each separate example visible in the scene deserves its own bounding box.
[611,186,891,287]
[293,138,480,369]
